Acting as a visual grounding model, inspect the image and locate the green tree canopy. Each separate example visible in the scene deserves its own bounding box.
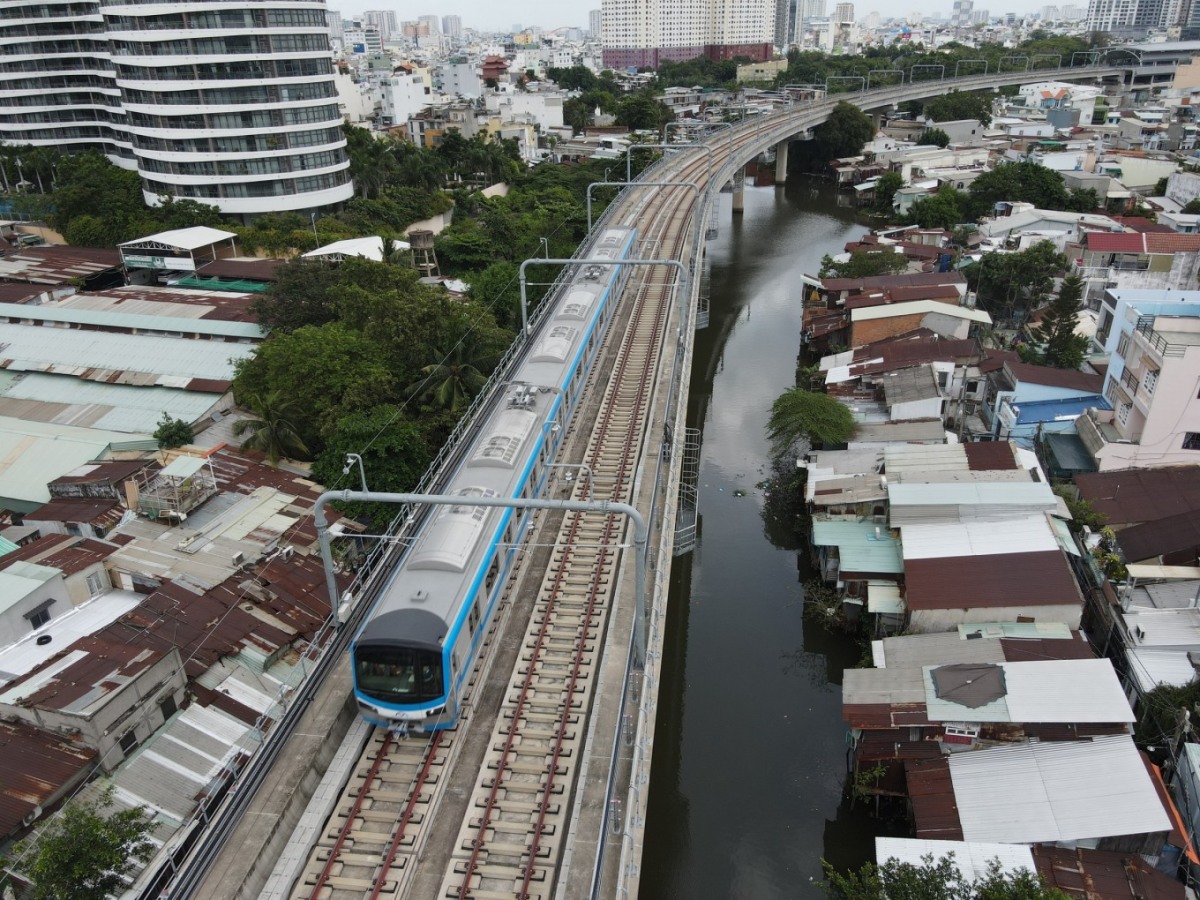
[797,101,875,172]
[1027,273,1088,370]
[153,412,193,449]
[16,786,155,900]
[615,92,675,131]
[966,162,1068,219]
[820,249,908,279]
[233,391,311,464]
[249,258,349,333]
[917,128,951,148]
[922,90,994,127]
[821,854,1068,900]
[873,171,904,216]
[310,407,433,527]
[907,187,967,230]
[964,241,1068,321]
[232,322,395,451]
[767,386,856,456]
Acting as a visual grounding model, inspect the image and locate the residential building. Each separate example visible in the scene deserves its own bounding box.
[1085,0,1139,33]
[363,9,397,40]
[589,8,603,36]
[600,0,774,68]
[833,2,855,20]
[1081,289,1200,470]
[0,0,354,217]
[442,14,462,39]
[983,360,1108,446]
[951,0,975,26]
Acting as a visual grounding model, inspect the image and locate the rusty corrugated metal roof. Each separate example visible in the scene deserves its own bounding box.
[905,550,1083,610]
[905,757,964,840]
[1032,846,1184,900]
[0,720,95,839]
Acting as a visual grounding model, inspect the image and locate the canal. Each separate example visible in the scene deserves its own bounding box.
[639,179,883,899]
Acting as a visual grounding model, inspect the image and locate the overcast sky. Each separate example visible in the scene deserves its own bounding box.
[347,0,1052,35]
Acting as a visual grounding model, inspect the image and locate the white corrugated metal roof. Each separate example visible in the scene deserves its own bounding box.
[1126,648,1199,694]
[851,300,992,324]
[884,444,968,474]
[0,322,253,381]
[875,838,1035,881]
[923,658,1134,723]
[889,481,1054,507]
[949,735,1170,844]
[1124,607,1200,649]
[302,236,385,261]
[0,372,221,435]
[867,580,904,614]
[0,302,264,339]
[120,226,237,251]
[900,515,1058,560]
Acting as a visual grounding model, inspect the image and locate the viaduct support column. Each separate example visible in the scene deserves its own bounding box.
[775,140,789,186]
[870,111,883,132]
[731,166,745,215]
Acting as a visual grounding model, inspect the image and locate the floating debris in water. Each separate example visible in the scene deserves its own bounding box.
[733,489,747,497]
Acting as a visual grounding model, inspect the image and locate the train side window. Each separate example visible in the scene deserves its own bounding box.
[485,557,500,594]
[468,596,481,635]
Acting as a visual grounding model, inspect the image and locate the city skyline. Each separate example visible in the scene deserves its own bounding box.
[345,0,1077,32]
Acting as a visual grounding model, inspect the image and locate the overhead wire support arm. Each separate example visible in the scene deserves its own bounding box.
[313,491,653,666]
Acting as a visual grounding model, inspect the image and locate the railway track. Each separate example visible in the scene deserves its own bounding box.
[287,130,727,900]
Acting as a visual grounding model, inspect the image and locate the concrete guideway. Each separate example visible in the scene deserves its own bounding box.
[153,64,1127,900]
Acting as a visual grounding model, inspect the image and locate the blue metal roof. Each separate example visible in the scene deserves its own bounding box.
[1014,395,1111,424]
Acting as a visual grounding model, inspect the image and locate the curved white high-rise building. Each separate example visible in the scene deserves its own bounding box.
[0,0,353,217]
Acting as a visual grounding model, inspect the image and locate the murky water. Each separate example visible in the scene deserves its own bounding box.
[640,179,884,899]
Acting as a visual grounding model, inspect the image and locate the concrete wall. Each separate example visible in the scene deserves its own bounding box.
[0,648,186,772]
[909,603,1081,633]
[890,396,943,420]
[0,570,64,645]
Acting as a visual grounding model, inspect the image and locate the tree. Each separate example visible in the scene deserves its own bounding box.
[310,407,433,526]
[907,187,966,230]
[966,162,1068,219]
[1028,273,1088,369]
[16,786,154,900]
[924,90,994,127]
[1183,198,1200,214]
[873,171,904,215]
[233,391,310,464]
[1066,187,1099,212]
[406,339,492,411]
[232,323,396,451]
[466,261,522,329]
[917,128,950,148]
[249,258,347,333]
[820,250,908,279]
[153,412,193,449]
[965,242,1068,321]
[799,101,875,172]
[615,92,674,131]
[767,386,856,457]
[821,854,1068,900]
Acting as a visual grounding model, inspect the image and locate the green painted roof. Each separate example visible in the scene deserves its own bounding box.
[811,520,903,574]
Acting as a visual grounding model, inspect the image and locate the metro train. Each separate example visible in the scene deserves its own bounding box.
[351,226,638,730]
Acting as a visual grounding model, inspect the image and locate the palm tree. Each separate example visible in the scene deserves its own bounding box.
[233,391,310,465]
[406,341,490,411]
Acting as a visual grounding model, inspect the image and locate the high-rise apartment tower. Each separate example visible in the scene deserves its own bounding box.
[601,0,774,68]
[0,0,353,217]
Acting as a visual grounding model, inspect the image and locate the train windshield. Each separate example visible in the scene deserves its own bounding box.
[355,646,444,705]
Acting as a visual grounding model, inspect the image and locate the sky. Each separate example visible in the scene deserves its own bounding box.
[351,0,1056,35]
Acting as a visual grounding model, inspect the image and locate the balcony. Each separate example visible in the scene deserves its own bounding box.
[1136,315,1188,358]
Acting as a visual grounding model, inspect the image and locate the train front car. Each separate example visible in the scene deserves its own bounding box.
[353,608,451,729]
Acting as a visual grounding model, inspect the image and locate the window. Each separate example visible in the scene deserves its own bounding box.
[118,730,138,756]
[1143,368,1158,395]
[1104,378,1118,404]
[86,571,105,597]
[355,647,443,704]
[159,695,177,721]
[24,599,54,629]
[1184,432,1200,450]
[1118,402,1132,425]
[1116,331,1130,360]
